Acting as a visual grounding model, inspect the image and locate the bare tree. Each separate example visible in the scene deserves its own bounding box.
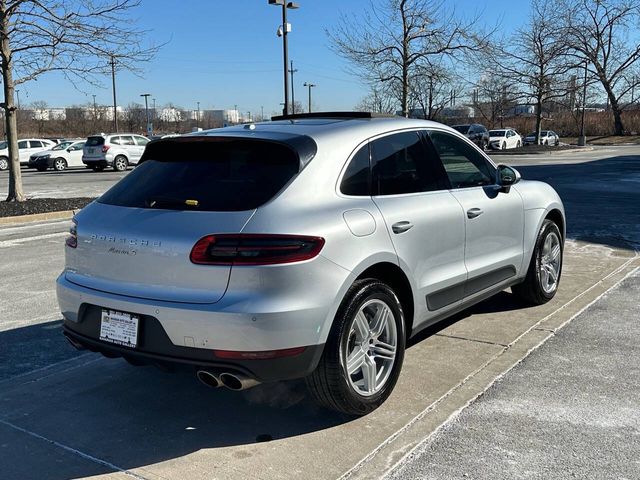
[472,72,519,127]
[329,0,490,118]
[355,85,397,114]
[409,62,460,119]
[489,0,572,142]
[559,0,640,135]
[0,0,159,201]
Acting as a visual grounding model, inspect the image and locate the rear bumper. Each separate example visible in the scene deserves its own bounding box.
[83,159,111,167]
[63,319,324,383]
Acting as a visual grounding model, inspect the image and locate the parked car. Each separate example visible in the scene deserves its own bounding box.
[59,112,565,415]
[451,124,490,149]
[524,130,560,146]
[0,138,56,170]
[488,129,522,150]
[28,140,86,171]
[82,133,150,172]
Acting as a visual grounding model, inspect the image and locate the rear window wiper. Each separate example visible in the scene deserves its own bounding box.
[145,197,200,209]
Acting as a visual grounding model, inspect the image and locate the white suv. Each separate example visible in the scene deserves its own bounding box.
[0,138,56,170]
[82,134,150,172]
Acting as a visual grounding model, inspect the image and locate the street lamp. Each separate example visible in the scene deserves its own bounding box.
[269,0,300,116]
[140,93,152,136]
[303,82,316,113]
[196,101,200,129]
[578,61,588,147]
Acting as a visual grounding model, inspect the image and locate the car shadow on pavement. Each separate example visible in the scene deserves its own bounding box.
[517,156,640,252]
[0,321,354,479]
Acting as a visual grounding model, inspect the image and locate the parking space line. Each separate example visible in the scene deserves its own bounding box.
[0,231,66,248]
[433,333,508,347]
[341,259,640,480]
[0,418,151,480]
[376,264,640,480]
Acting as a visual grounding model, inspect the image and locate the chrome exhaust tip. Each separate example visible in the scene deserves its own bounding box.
[219,372,260,391]
[196,370,222,388]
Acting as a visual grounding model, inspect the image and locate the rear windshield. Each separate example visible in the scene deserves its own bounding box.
[85,136,105,146]
[98,138,300,212]
[489,130,506,136]
[452,125,470,134]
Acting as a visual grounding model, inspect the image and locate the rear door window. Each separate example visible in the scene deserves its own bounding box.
[99,138,301,212]
[30,141,44,148]
[120,136,135,146]
[18,141,28,149]
[371,131,443,195]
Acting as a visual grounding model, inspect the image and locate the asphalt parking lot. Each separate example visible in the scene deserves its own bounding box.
[1,146,639,479]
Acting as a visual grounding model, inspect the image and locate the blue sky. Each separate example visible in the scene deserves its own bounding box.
[17,0,529,116]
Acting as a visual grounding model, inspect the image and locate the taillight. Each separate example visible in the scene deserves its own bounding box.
[102,145,110,153]
[66,219,78,248]
[190,234,325,266]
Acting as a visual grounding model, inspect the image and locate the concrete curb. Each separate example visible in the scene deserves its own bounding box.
[490,146,594,156]
[0,209,75,226]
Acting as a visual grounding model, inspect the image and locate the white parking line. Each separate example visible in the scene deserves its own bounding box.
[0,419,150,480]
[0,232,66,248]
[0,219,70,235]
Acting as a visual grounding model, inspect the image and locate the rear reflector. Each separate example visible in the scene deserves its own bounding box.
[213,346,306,360]
[190,234,325,266]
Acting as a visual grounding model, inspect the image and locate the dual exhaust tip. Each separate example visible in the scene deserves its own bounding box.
[196,369,260,391]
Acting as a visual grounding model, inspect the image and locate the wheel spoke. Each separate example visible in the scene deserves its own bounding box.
[371,340,396,361]
[346,347,367,375]
[361,355,377,394]
[369,306,390,337]
[352,311,370,340]
[540,266,549,287]
[547,264,558,283]
[550,244,561,262]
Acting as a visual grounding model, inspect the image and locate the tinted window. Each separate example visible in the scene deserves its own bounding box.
[110,136,122,145]
[341,145,370,196]
[99,139,300,212]
[452,125,470,134]
[429,131,495,189]
[86,136,105,147]
[371,131,440,195]
[119,136,135,146]
[135,136,150,146]
[18,141,28,149]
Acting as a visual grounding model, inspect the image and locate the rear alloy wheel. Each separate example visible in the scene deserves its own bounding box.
[114,155,128,172]
[306,279,406,415]
[501,142,506,150]
[512,219,563,305]
[0,157,8,171]
[53,158,67,171]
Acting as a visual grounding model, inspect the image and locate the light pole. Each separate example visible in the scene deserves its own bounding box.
[141,93,151,136]
[303,82,316,113]
[196,101,200,129]
[269,0,300,116]
[289,60,298,114]
[261,105,264,121]
[578,61,588,146]
[92,94,97,120]
[110,55,118,132]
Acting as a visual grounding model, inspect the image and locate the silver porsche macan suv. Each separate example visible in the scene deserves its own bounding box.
[58,113,565,415]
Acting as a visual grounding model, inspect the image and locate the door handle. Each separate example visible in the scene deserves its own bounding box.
[467,208,483,219]
[392,221,413,234]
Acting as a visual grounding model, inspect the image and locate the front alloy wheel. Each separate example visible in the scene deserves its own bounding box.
[512,219,563,305]
[0,157,8,171]
[306,279,405,415]
[54,158,67,171]
[114,155,128,172]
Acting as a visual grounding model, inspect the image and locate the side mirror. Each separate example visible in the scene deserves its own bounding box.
[496,164,521,193]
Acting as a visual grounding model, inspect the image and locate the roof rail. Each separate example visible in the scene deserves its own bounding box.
[270,111,397,121]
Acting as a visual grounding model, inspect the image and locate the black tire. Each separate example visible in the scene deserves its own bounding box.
[92,165,105,172]
[544,140,549,146]
[501,142,506,150]
[516,140,522,148]
[512,219,563,305]
[53,157,67,171]
[113,155,128,172]
[0,156,8,171]
[306,279,406,415]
